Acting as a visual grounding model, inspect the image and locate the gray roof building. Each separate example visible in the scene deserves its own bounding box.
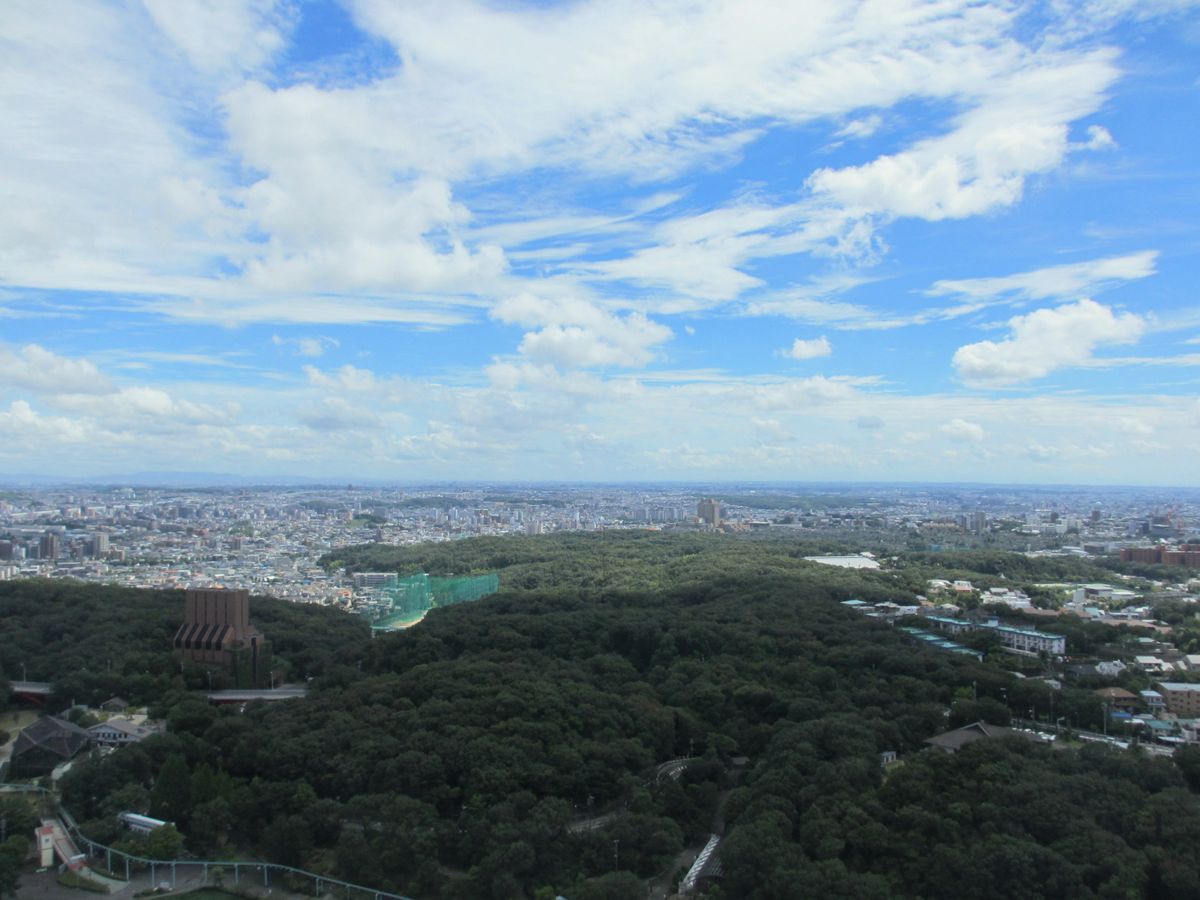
[923,721,1046,754]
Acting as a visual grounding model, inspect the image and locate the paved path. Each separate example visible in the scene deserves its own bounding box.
[566,811,619,834]
[16,862,319,899]
[16,863,211,898]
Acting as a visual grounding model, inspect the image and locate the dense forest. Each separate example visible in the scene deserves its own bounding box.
[5,533,1200,897]
[0,580,369,707]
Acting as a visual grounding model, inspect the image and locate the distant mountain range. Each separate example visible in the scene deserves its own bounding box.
[0,471,334,488]
[0,473,1196,494]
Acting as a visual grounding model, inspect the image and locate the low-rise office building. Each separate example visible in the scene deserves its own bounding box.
[1155,682,1200,717]
[923,615,1066,655]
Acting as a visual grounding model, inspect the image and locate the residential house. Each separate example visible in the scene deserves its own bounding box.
[1140,690,1166,713]
[1094,687,1140,713]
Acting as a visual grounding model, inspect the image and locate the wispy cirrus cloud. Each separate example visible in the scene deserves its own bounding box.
[927,250,1158,308]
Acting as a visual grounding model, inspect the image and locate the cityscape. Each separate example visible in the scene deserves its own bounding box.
[2,481,1198,625]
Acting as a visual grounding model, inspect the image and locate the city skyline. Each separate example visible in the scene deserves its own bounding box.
[2,1,1200,484]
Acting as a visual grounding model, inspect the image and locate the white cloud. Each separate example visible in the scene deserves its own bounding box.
[579,203,804,304]
[927,251,1157,306]
[1048,0,1200,41]
[836,114,883,139]
[752,376,866,410]
[751,417,794,442]
[1080,124,1116,150]
[807,48,1118,225]
[304,364,380,393]
[492,293,672,368]
[299,397,383,432]
[0,3,243,296]
[273,335,340,357]
[0,0,1145,328]
[0,400,90,444]
[941,417,985,442]
[781,336,832,361]
[141,0,291,79]
[952,299,1146,386]
[345,0,1024,179]
[1115,417,1154,436]
[743,273,897,329]
[1026,442,1061,462]
[0,344,112,395]
[51,387,229,428]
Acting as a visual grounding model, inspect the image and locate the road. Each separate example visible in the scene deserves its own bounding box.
[1010,717,1175,757]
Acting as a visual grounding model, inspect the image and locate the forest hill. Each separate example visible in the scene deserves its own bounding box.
[3,532,1200,899]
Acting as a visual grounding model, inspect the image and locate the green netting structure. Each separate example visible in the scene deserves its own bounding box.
[370,572,500,631]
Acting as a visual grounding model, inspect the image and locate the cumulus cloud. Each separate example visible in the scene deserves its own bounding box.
[781,336,832,361]
[941,418,985,442]
[109,387,223,422]
[0,400,90,444]
[952,299,1145,386]
[52,387,228,426]
[1079,124,1116,150]
[856,415,885,429]
[492,294,672,368]
[807,48,1118,232]
[0,344,113,395]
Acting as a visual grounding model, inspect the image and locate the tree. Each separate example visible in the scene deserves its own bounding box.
[1175,744,1200,793]
[149,754,191,824]
[188,798,232,856]
[0,798,37,842]
[263,814,312,868]
[0,835,29,898]
[145,824,185,860]
[336,828,378,884]
[567,871,644,900]
[101,783,151,819]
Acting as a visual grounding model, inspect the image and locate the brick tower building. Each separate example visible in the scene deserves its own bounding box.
[173,588,272,688]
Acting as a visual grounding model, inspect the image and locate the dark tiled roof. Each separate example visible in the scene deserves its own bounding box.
[924,721,1044,752]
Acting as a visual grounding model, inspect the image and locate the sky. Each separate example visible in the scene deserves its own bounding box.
[2,0,1199,485]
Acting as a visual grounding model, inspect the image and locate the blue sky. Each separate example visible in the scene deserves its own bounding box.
[2,0,1199,484]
